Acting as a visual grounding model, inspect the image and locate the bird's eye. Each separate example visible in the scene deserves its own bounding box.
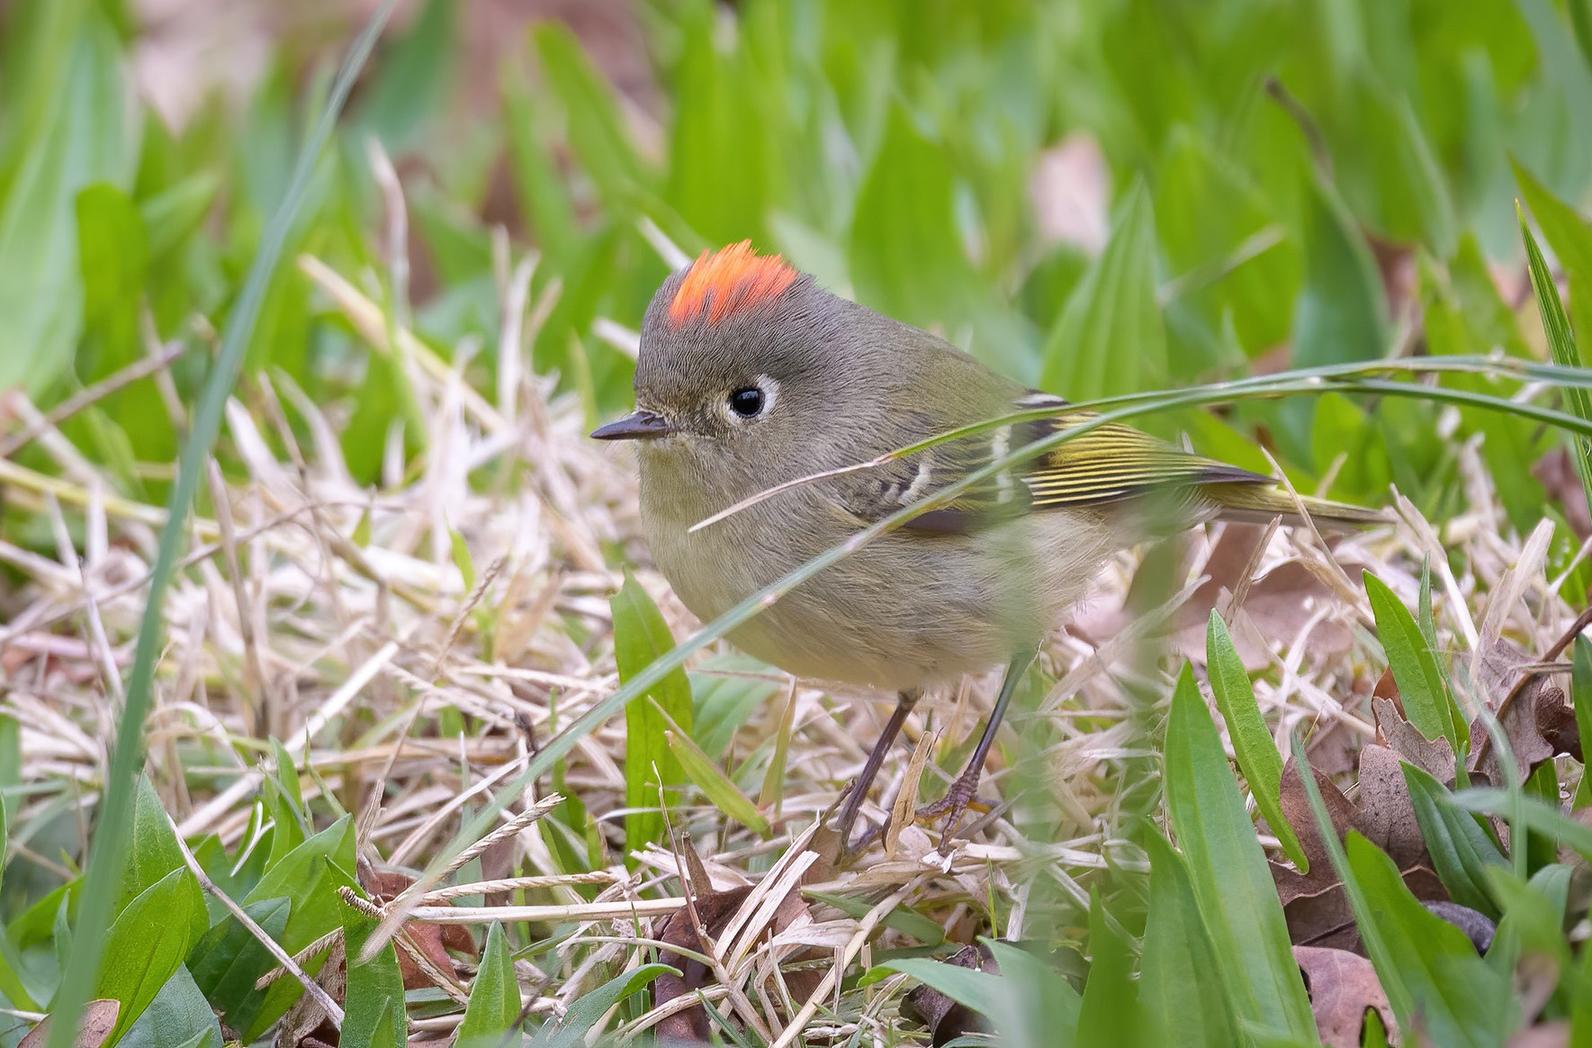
[728,386,765,418]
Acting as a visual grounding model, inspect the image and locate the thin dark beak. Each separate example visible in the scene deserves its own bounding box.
[590,409,675,441]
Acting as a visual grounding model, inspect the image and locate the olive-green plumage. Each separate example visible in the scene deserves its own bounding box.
[595,244,1379,693]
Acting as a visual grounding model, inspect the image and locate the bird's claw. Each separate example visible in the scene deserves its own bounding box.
[914,774,986,850]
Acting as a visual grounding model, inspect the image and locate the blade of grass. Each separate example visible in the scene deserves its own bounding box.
[1290,737,1514,1047]
[1163,665,1314,1041]
[45,6,398,1043]
[1364,571,1466,751]
[1520,203,1592,523]
[1205,611,1307,869]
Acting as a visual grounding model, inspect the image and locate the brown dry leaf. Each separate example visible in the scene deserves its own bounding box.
[1278,759,1360,882]
[1293,946,1395,1048]
[1275,758,1447,950]
[900,943,998,1047]
[363,867,472,989]
[19,1000,120,1048]
[1278,865,1446,951]
[652,876,811,1044]
[1372,697,1453,781]
[1471,677,1577,787]
[1355,744,1426,868]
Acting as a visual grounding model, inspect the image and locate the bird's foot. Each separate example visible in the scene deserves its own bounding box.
[914,772,987,851]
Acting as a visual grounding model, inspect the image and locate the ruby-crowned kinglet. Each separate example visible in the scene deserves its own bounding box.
[594,242,1376,849]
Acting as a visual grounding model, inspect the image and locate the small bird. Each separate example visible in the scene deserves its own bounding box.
[594,241,1378,852]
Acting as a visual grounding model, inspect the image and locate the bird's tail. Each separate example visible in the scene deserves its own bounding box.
[1203,481,1390,530]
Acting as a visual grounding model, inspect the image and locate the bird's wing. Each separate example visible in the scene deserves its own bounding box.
[835,394,1273,534]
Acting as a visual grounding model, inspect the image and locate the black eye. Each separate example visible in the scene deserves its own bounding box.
[728,386,764,418]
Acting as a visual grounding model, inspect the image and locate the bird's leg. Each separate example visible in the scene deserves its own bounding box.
[832,688,921,854]
[916,649,1036,848]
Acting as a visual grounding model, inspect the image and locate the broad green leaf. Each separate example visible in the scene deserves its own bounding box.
[1205,612,1307,868]
[691,658,779,759]
[1364,571,1463,750]
[457,922,521,1045]
[528,963,675,1048]
[503,75,579,263]
[882,958,1010,1018]
[96,868,208,1040]
[1401,762,1505,914]
[981,939,1082,1047]
[1041,180,1166,401]
[1572,917,1592,1044]
[532,23,649,206]
[1513,158,1592,292]
[340,890,407,1048]
[611,573,692,859]
[1281,177,1388,462]
[186,896,291,1033]
[660,711,769,836]
[1484,864,1571,978]
[1075,892,1142,1045]
[1293,739,1514,1047]
[1451,788,1592,862]
[1344,834,1515,1046]
[118,965,222,1048]
[1164,665,1314,1042]
[804,891,945,946]
[666,0,774,244]
[117,776,189,923]
[848,105,978,349]
[241,815,357,1038]
[0,13,139,395]
[1139,833,1239,1047]
[352,0,454,151]
[1520,206,1592,524]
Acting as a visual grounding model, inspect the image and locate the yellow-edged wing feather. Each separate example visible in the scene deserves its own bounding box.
[898,405,1384,533]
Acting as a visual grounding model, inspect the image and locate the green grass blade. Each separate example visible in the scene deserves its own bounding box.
[43,6,398,1042]
[611,572,693,859]
[1164,665,1314,1042]
[1364,571,1464,751]
[1139,831,1240,1047]
[654,699,769,836]
[1400,762,1506,914]
[1205,611,1307,869]
[1520,203,1592,524]
[1291,737,1514,1046]
[1574,637,1592,807]
[457,922,520,1044]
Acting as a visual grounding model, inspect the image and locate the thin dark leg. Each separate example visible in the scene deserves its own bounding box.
[918,649,1036,846]
[833,688,921,852]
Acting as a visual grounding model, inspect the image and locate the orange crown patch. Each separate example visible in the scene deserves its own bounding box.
[668,241,798,326]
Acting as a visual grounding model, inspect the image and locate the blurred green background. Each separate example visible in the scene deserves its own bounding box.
[4,0,1592,536]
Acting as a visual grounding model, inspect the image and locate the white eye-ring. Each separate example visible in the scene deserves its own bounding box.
[725,375,778,422]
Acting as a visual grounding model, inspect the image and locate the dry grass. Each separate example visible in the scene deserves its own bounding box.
[1,241,1584,1043]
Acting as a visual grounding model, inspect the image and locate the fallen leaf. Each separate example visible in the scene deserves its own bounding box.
[652,851,812,1045]
[19,1000,120,1048]
[1293,946,1395,1048]
[1372,697,1453,782]
[362,866,472,989]
[900,943,998,1047]
[1355,744,1427,868]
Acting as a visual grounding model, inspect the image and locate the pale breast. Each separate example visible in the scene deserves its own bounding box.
[641,465,1120,691]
